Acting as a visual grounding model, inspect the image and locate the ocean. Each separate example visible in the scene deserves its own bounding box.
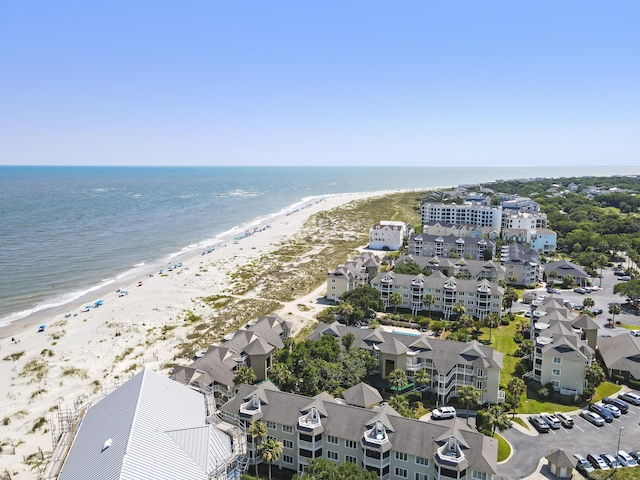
[1,165,638,327]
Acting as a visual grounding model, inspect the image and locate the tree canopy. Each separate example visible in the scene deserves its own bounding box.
[291,458,378,480]
[340,286,384,317]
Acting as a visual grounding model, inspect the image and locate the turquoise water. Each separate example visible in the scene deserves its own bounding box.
[1,165,637,325]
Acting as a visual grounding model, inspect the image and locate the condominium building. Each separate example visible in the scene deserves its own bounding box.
[527,297,598,395]
[394,254,505,284]
[370,271,503,320]
[421,203,502,231]
[307,323,504,405]
[172,315,291,404]
[326,252,381,303]
[500,244,542,286]
[530,228,557,254]
[219,382,498,480]
[500,196,540,212]
[408,234,496,261]
[369,221,408,250]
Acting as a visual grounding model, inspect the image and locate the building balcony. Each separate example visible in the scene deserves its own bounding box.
[406,361,426,371]
[298,439,322,450]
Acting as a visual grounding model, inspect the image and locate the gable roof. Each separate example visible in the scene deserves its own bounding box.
[342,382,383,408]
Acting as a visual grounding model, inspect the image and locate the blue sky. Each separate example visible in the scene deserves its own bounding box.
[1,1,638,166]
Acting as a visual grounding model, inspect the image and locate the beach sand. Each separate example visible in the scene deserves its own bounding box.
[0,190,393,478]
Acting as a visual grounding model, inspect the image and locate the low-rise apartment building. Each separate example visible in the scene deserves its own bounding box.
[527,297,598,395]
[219,382,498,480]
[370,270,503,320]
[408,234,496,261]
[423,221,484,238]
[307,323,504,405]
[369,221,408,250]
[326,252,380,303]
[500,244,542,286]
[395,254,505,283]
[172,315,291,403]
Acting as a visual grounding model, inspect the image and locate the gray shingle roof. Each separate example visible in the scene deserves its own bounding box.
[598,334,640,378]
[342,382,383,408]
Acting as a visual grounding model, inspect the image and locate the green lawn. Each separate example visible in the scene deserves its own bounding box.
[511,417,529,430]
[495,433,511,462]
[593,382,622,402]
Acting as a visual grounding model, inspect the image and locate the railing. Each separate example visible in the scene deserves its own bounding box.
[406,361,426,371]
[298,439,322,450]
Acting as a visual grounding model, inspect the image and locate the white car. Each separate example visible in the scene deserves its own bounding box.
[630,330,640,337]
[540,412,561,429]
[617,451,638,467]
[431,406,456,420]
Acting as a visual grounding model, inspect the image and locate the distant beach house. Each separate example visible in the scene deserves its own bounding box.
[308,323,504,404]
[408,234,496,261]
[56,369,245,480]
[371,270,503,319]
[326,252,380,303]
[172,315,291,404]
[368,221,408,250]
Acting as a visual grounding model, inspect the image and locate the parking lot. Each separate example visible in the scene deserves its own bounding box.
[497,391,640,479]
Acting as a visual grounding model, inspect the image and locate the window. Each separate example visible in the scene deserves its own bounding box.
[476,368,484,377]
[266,421,277,429]
[552,368,561,376]
[267,436,277,442]
[553,357,562,364]
[327,450,339,461]
[326,435,339,445]
[282,425,293,434]
[331,279,336,283]
[345,455,357,464]
[282,454,293,464]
[395,467,408,478]
[475,380,483,389]
[283,439,293,449]
[415,474,429,480]
[552,380,560,388]
[415,457,429,466]
[395,452,408,462]
[346,440,358,449]
[471,471,487,480]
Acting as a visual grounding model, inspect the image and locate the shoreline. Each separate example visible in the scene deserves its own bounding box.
[0,188,418,479]
[0,189,411,341]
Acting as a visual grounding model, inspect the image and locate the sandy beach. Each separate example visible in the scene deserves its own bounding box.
[0,190,400,478]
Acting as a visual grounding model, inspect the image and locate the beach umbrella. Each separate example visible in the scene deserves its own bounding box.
[85,305,92,309]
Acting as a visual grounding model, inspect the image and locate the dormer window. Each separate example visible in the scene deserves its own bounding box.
[240,393,262,417]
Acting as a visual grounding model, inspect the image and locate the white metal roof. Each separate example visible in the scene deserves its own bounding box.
[58,369,232,480]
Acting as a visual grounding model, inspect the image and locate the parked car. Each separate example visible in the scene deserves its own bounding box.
[601,453,620,469]
[631,330,640,337]
[603,403,621,417]
[628,451,640,462]
[574,287,587,294]
[619,391,640,405]
[587,453,610,470]
[574,454,595,476]
[540,412,561,429]
[617,451,638,467]
[431,406,456,420]
[619,276,632,281]
[581,410,605,427]
[592,308,603,315]
[603,397,629,413]
[589,403,614,422]
[555,412,574,428]
[528,415,550,433]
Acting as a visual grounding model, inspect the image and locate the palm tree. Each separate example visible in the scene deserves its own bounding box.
[269,362,290,390]
[234,365,257,386]
[414,369,429,400]
[457,385,480,426]
[506,378,526,418]
[485,404,510,436]
[388,394,410,416]
[388,369,407,393]
[582,297,595,311]
[249,420,267,478]
[507,273,518,285]
[485,313,500,342]
[609,304,621,326]
[585,362,605,391]
[459,313,474,331]
[389,292,403,313]
[423,293,436,317]
[452,302,466,320]
[547,269,559,285]
[337,302,354,322]
[260,438,284,480]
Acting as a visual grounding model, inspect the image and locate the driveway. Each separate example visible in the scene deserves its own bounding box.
[497,398,639,479]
